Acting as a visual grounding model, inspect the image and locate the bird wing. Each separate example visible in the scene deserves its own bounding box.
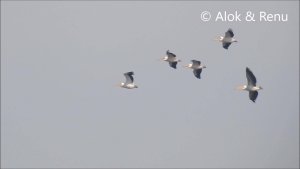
[225,29,234,38]
[169,62,177,69]
[222,42,232,49]
[124,71,134,84]
[191,60,201,67]
[167,50,176,58]
[249,91,258,102]
[246,67,257,86]
[193,69,202,79]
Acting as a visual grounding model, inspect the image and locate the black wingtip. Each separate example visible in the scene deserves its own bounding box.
[246,67,251,73]
[125,71,134,75]
[169,64,176,69]
[194,74,201,79]
[223,46,229,50]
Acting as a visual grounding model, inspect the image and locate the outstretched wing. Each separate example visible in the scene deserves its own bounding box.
[169,62,177,69]
[246,67,257,86]
[124,71,134,84]
[225,28,234,38]
[166,50,176,58]
[193,69,202,79]
[222,42,232,49]
[191,60,201,67]
[249,91,258,102]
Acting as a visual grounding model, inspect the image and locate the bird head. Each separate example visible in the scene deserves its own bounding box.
[214,36,223,42]
[236,85,246,91]
[119,82,125,87]
[160,56,168,61]
[183,63,192,68]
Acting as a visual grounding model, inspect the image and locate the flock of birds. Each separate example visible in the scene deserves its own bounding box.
[118,29,263,102]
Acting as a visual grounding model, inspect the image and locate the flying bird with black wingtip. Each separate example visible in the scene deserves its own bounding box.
[215,28,238,49]
[183,60,207,79]
[118,71,138,89]
[160,50,181,69]
[236,67,263,102]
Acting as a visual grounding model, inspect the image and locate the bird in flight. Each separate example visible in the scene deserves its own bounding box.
[237,67,263,102]
[183,60,206,79]
[119,71,138,89]
[160,50,181,69]
[215,28,238,49]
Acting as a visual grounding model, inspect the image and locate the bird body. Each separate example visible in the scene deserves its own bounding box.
[120,82,138,89]
[187,63,206,69]
[240,85,261,91]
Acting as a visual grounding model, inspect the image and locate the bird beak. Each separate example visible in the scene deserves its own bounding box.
[157,57,164,61]
[235,86,244,91]
[214,36,220,41]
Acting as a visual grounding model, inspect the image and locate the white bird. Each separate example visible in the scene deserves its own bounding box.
[161,50,181,69]
[119,71,138,89]
[237,67,263,102]
[216,28,238,49]
[184,60,206,79]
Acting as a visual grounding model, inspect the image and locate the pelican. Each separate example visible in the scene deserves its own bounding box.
[161,50,181,69]
[119,71,138,89]
[184,60,206,79]
[215,28,237,49]
[237,67,263,102]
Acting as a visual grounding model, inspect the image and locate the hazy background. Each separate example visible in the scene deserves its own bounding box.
[1,1,299,168]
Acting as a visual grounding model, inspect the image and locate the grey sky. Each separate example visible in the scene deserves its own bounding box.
[1,1,299,168]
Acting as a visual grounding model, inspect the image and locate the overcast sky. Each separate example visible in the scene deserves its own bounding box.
[1,1,299,168]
